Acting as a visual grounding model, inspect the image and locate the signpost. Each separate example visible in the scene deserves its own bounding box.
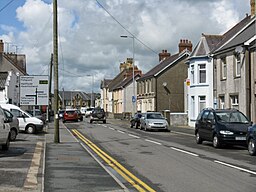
[20,75,49,106]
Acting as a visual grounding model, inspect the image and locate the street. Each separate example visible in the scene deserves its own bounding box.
[64,119,256,192]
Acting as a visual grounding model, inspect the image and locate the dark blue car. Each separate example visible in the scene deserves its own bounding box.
[247,124,256,156]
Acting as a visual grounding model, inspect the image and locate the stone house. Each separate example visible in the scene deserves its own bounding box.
[212,12,255,122]
[137,39,192,113]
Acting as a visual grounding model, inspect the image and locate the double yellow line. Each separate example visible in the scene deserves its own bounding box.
[72,129,155,192]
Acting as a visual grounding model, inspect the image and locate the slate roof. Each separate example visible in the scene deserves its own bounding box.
[138,50,190,81]
[59,91,90,101]
[0,72,8,89]
[212,15,255,53]
[112,73,141,91]
[190,34,223,57]
[100,79,112,89]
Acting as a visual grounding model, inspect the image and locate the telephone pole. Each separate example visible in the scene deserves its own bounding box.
[53,0,59,143]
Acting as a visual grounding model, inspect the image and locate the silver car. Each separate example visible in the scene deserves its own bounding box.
[140,112,170,131]
[3,108,19,141]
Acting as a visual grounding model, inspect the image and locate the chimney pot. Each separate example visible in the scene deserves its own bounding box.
[159,49,171,62]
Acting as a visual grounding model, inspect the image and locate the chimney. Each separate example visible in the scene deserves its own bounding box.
[178,39,193,53]
[0,40,4,53]
[158,49,171,62]
[251,0,255,16]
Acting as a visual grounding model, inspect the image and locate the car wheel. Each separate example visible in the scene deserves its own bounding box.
[135,123,139,129]
[90,120,93,124]
[130,123,133,128]
[2,137,10,150]
[144,126,147,131]
[27,125,35,134]
[103,120,106,124]
[213,134,221,148]
[248,138,256,156]
[195,132,203,144]
[10,129,17,141]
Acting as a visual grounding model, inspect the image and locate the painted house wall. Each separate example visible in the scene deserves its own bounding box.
[187,57,214,126]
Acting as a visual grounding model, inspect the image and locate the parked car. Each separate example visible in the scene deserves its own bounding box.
[0,104,44,134]
[195,108,252,148]
[63,109,79,123]
[26,109,47,124]
[130,113,142,128]
[85,107,94,118]
[58,109,65,119]
[90,108,106,124]
[80,107,87,116]
[76,109,83,121]
[3,108,19,141]
[246,124,256,156]
[140,112,169,131]
[0,106,10,150]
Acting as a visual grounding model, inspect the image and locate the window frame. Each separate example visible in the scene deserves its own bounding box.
[198,64,206,84]
[221,57,227,80]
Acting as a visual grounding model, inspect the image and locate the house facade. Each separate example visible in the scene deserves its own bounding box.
[100,79,112,112]
[187,34,222,126]
[212,14,255,122]
[0,40,27,105]
[137,40,192,113]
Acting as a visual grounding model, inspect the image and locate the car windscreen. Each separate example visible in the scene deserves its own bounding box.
[147,113,164,119]
[66,110,76,115]
[215,111,249,123]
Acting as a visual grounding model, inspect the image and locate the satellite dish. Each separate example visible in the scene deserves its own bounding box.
[234,46,243,54]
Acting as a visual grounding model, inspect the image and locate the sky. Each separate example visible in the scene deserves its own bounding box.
[0,0,251,93]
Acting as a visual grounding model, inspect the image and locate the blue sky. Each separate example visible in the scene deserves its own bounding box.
[0,0,252,92]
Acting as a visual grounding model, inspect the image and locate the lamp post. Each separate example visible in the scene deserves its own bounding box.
[86,75,94,108]
[120,35,135,117]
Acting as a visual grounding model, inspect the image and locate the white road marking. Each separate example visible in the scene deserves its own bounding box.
[102,125,107,127]
[109,127,115,130]
[171,131,194,137]
[171,147,199,157]
[145,139,162,145]
[128,134,140,139]
[117,130,125,134]
[214,160,256,175]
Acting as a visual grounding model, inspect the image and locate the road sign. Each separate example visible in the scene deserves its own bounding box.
[20,75,49,105]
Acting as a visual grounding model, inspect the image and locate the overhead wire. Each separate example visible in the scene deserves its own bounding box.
[95,0,158,55]
[0,0,15,14]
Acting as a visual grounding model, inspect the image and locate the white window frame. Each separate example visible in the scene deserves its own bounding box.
[230,95,239,109]
[221,57,227,80]
[198,64,206,83]
[199,96,206,112]
[219,96,225,109]
[190,65,194,84]
[235,54,241,77]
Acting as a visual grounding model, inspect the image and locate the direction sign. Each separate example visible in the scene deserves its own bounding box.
[20,75,49,105]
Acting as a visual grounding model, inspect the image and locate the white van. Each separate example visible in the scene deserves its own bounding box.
[0,106,10,150]
[0,104,44,134]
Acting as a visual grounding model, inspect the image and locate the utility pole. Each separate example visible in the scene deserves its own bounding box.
[53,0,59,143]
[48,53,53,122]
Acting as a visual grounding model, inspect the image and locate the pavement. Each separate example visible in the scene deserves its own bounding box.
[42,121,127,192]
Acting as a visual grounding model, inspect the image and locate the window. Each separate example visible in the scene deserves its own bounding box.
[234,54,241,77]
[230,95,239,109]
[221,57,227,80]
[199,96,206,112]
[219,96,225,109]
[198,64,206,83]
[191,65,194,84]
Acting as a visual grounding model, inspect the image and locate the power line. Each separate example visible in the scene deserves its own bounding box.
[0,0,15,14]
[95,0,158,55]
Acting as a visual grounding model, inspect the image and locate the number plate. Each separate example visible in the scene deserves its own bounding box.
[235,137,246,141]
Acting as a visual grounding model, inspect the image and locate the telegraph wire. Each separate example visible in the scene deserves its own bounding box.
[95,0,158,55]
[0,0,15,14]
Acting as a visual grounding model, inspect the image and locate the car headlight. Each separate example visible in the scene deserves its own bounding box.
[220,130,234,135]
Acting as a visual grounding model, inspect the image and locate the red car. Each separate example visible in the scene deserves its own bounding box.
[63,109,79,123]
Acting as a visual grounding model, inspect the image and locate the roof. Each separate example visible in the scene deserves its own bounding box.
[212,15,255,53]
[112,73,141,91]
[59,91,90,101]
[0,72,8,89]
[190,34,223,58]
[138,50,190,81]
[100,78,112,89]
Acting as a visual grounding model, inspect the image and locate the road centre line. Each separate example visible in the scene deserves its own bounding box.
[117,130,125,134]
[72,129,156,192]
[145,139,162,145]
[214,160,256,175]
[128,134,140,139]
[170,147,199,157]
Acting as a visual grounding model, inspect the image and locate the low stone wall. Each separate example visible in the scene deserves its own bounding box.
[170,113,188,126]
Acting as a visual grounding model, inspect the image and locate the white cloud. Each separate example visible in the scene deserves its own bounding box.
[0,0,250,92]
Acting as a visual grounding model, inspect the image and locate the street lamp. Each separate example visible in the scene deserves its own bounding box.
[120,35,135,117]
[86,75,94,108]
